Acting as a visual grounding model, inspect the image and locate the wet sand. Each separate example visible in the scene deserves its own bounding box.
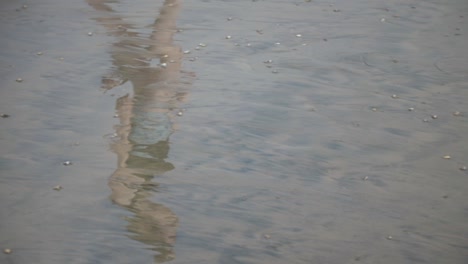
[1,0,468,263]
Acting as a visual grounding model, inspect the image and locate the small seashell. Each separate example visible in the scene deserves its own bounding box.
[87,32,93,36]
[391,94,398,99]
[431,115,438,119]
[295,34,302,38]
[371,108,377,112]
[16,78,23,83]
[386,236,392,240]
[53,185,63,191]
[160,62,167,68]
[3,248,12,254]
[177,111,183,116]
[63,161,72,166]
[443,155,451,159]
[225,35,232,39]
[183,50,191,54]
[36,51,43,56]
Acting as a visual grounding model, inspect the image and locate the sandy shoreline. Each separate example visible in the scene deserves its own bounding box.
[1,0,468,263]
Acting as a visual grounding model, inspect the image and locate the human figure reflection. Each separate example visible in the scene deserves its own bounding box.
[87,0,186,262]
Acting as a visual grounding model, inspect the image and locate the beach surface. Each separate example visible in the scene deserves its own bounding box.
[1,0,468,263]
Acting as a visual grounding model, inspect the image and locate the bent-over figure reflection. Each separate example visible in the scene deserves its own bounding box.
[87,0,187,262]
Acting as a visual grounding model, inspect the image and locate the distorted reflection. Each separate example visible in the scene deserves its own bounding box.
[87,0,186,262]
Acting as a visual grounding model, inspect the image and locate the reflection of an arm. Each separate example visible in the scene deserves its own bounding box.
[87,0,184,262]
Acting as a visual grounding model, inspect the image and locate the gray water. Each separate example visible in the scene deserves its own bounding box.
[1,0,468,263]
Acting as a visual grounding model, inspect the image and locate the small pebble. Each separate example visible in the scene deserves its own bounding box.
[408,107,415,111]
[113,114,119,118]
[1,114,10,118]
[423,118,429,122]
[183,50,191,54]
[16,78,23,83]
[263,59,273,64]
[63,161,73,166]
[177,111,183,116]
[431,115,438,119]
[227,17,233,21]
[323,38,328,41]
[225,35,232,39]
[160,62,167,68]
[443,155,451,159]
[391,94,398,99]
[87,32,93,36]
[442,195,449,199]
[295,34,302,38]
[195,46,200,50]
[3,248,12,254]
[198,43,207,47]
[275,42,281,45]
[272,70,278,74]
[333,9,341,12]
[386,236,392,240]
[162,54,169,58]
[263,234,271,239]
[36,51,43,56]
[371,107,377,112]
[22,4,28,9]
[453,111,462,116]
[362,176,369,181]
[381,18,386,22]
[459,166,467,171]
[53,185,63,191]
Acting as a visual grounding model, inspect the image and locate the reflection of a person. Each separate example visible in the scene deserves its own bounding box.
[87,0,186,262]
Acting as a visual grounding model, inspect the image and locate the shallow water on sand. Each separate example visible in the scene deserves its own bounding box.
[1,0,468,263]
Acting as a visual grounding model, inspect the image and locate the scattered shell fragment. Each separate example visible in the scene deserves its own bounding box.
[36,51,43,56]
[460,166,467,171]
[22,4,28,9]
[275,42,281,45]
[371,107,377,112]
[177,111,183,116]
[362,176,369,181]
[431,115,438,119]
[225,35,232,39]
[263,59,273,64]
[3,248,12,254]
[160,62,167,68]
[386,236,393,240]
[453,111,462,116]
[443,155,451,159]
[183,50,191,54]
[295,34,302,38]
[408,107,415,111]
[16,78,23,83]
[391,94,398,99]
[87,32,93,36]
[53,185,63,191]
[198,43,207,47]
[1,114,10,118]
[162,54,169,58]
[113,114,119,118]
[63,161,73,166]
[227,17,233,21]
